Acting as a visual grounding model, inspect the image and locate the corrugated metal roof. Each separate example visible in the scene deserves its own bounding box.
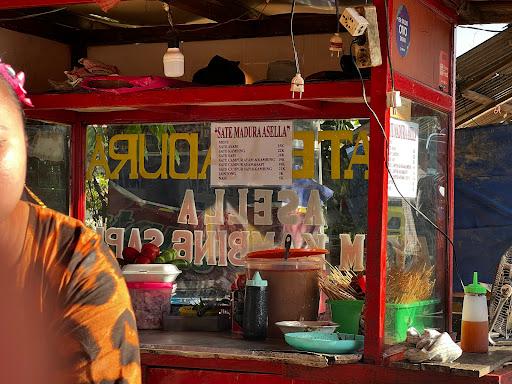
[456,27,512,128]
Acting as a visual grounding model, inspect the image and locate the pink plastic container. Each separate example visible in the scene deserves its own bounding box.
[126,282,175,330]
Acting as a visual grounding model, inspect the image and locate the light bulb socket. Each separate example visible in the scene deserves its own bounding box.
[168,36,180,48]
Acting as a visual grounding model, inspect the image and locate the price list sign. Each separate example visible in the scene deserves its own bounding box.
[388,118,419,198]
[211,121,293,186]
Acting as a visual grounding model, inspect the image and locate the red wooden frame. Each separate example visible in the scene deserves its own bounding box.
[15,0,457,369]
[394,73,452,113]
[27,82,365,111]
[364,0,392,365]
[141,352,512,384]
[70,122,86,220]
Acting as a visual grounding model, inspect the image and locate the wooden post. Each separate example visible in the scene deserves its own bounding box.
[70,121,86,221]
[364,0,392,364]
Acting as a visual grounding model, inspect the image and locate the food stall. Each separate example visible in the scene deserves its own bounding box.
[2,0,510,383]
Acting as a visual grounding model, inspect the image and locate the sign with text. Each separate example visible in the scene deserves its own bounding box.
[211,121,293,186]
[388,118,419,198]
[396,4,411,57]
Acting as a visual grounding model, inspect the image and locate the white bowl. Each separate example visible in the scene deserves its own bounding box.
[275,321,339,334]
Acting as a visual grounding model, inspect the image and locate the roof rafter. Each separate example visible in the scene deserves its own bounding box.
[83,13,339,45]
[169,0,260,23]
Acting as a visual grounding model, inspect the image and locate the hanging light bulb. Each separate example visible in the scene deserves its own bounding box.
[329,33,343,57]
[163,38,184,78]
[162,2,184,78]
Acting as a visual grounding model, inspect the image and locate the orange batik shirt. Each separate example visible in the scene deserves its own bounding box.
[13,203,141,384]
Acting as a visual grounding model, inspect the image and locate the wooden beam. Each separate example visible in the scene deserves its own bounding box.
[458,58,512,94]
[459,2,512,24]
[170,0,259,23]
[84,13,338,45]
[461,90,512,114]
[0,12,79,43]
[456,89,512,125]
[461,90,494,105]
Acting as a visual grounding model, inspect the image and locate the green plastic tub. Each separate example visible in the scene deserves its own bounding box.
[328,299,440,341]
[328,300,364,335]
[385,299,440,343]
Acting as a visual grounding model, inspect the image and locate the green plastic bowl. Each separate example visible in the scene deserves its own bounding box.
[284,332,364,354]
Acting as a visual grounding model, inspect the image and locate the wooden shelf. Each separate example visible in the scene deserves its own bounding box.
[26,81,370,124]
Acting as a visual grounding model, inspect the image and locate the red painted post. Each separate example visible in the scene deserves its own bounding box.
[70,121,86,221]
[446,24,456,334]
[364,0,392,364]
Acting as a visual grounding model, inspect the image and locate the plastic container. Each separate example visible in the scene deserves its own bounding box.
[243,272,268,340]
[385,299,439,342]
[246,248,327,337]
[460,272,489,353]
[123,264,181,283]
[284,332,364,354]
[328,299,439,341]
[328,300,364,335]
[126,282,175,329]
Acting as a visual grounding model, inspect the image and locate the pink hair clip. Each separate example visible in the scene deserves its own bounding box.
[0,59,33,107]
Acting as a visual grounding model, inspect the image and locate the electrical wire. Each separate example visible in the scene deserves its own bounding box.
[458,25,507,33]
[0,7,66,21]
[383,0,395,91]
[350,38,465,290]
[335,0,340,33]
[165,3,177,35]
[175,0,271,33]
[291,0,301,74]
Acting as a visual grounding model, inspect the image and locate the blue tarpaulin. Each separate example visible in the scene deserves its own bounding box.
[454,124,512,291]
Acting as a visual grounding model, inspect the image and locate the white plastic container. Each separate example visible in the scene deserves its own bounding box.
[163,47,184,77]
[127,282,176,329]
[460,272,489,353]
[122,264,181,283]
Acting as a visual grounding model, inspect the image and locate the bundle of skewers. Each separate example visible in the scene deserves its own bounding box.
[319,262,435,304]
[319,263,366,301]
[386,263,435,304]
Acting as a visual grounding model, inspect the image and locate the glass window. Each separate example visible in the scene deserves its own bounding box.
[25,120,70,214]
[385,102,449,344]
[85,120,369,300]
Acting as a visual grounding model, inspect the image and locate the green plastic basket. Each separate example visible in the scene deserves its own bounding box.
[328,299,440,341]
[385,299,440,343]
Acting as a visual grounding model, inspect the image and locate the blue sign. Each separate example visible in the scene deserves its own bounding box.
[396,5,410,57]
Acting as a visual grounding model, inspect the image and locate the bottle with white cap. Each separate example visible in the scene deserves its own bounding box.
[460,272,489,353]
[243,272,268,340]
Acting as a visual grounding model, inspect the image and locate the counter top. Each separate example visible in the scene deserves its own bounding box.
[139,330,362,368]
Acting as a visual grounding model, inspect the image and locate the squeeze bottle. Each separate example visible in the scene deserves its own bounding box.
[243,272,268,340]
[460,272,489,353]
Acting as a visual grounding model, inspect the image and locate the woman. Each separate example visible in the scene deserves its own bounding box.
[0,60,141,383]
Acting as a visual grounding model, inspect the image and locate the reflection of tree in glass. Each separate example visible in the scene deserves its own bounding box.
[85,124,176,229]
[320,120,368,263]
